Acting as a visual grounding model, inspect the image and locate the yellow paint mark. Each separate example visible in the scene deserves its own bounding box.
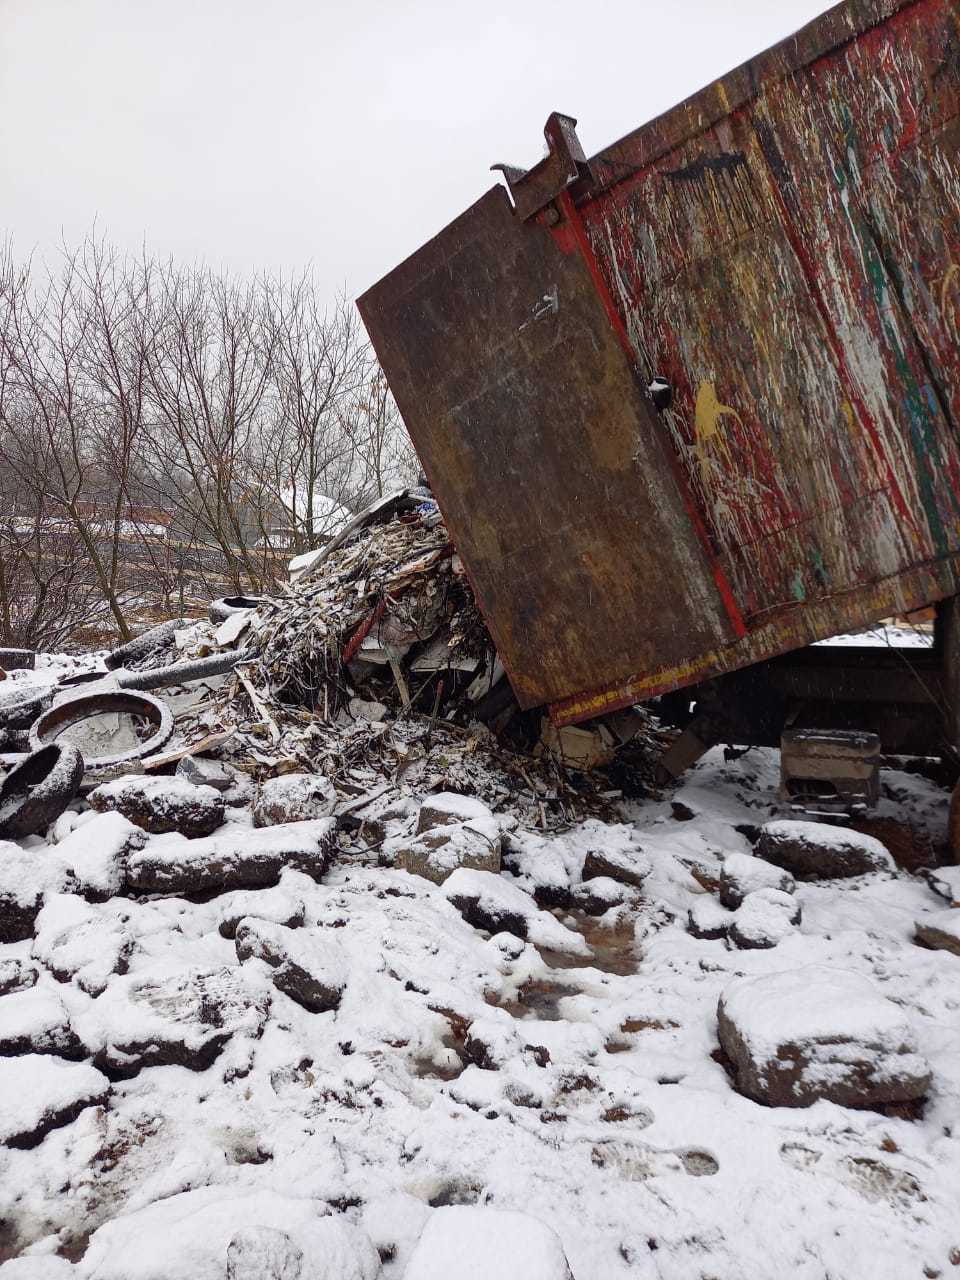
[941,263,959,341]
[694,380,743,479]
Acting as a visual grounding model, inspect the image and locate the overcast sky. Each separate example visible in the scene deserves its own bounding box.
[1,0,833,302]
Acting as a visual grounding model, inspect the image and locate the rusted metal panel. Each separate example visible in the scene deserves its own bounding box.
[359,0,960,724]
[358,189,736,709]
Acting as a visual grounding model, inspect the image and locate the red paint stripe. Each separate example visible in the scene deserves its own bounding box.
[556,189,748,639]
[342,599,386,665]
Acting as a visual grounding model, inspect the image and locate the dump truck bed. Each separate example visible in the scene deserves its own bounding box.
[358,0,960,726]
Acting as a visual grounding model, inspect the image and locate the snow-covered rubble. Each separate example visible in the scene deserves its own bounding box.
[0,726,959,1278]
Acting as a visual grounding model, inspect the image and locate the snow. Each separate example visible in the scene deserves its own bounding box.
[718,966,918,1059]
[761,819,891,859]
[1,742,960,1276]
[79,1187,380,1280]
[816,623,933,648]
[48,811,146,899]
[0,1055,107,1146]
[404,1206,572,1280]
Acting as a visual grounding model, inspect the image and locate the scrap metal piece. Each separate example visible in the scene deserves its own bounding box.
[492,112,592,221]
[29,689,174,773]
[780,728,881,816]
[0,743,85,837]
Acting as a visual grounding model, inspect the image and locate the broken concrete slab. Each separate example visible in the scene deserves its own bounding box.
[0,983,84,1058]
[718,852,795,909]
[89,774,225,838]
[0,1055,109,1148]
[176,754,234,793]
[216,882,307,940]
[570,875,631,916]
[74,965,271,1077]
[914,909,960,956]
[441,869,591,957]
[235,918,346,1013]
[581,845,651,889]
[397,793,503,885]
[124,818,337,895]
[398,822,501,886]
[32,895,134,995]
[50,810,148,900]
[688,897,734,940]
[755,820,895,880]
[728,888,801,950]
[252,773,337,827]
[717,966,930,1108]
[417,793,497,834]
[0,839,61,943]
[0,957,39,996]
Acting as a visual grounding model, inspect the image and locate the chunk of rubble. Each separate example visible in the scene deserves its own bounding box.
[755,820,894,880]
[0,957,39,996]
[124,818,337,895]
[0,1055,109,1148]
[501,837,571,909]
[216,881,307,939]
[252,773,337,827]
[80,1187,382,1280]
[32,895,134,995]
[417,792,497,834]
[728,888,801,950]
[0,839,59,942]
[235,918,346,1013]
[581,844,651,888]
[718,852,795,909]
[405,1205,573,1280]
[687,897,733,940]
[717,966,931,1108]
[0,984,83,1057]
[441,869,591,957]
[89,775,225,838]
[914,909,960,956]
[396,793,502,885]
[74,965,271,1077]
[570,875,630,916]
[176,754,234,792]
[50,810,147,899]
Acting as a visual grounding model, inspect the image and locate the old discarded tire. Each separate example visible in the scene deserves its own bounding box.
[0,743,85,837]
[104,619,187,671]
[0,649,35,672]
[0,686,53,731]
[208,597,264,625]
[29,690,174,772]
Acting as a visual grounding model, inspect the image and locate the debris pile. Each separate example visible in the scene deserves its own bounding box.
[150,490,672,831]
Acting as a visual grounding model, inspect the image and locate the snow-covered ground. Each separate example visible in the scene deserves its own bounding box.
[1,659,960,1278]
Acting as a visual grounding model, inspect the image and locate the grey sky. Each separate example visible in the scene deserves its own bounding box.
[1,0,833,301]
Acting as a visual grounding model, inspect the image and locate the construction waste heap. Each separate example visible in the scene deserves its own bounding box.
[0,489,670,849]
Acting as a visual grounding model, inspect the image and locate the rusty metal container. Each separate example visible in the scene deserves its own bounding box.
[359,0,960,727]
